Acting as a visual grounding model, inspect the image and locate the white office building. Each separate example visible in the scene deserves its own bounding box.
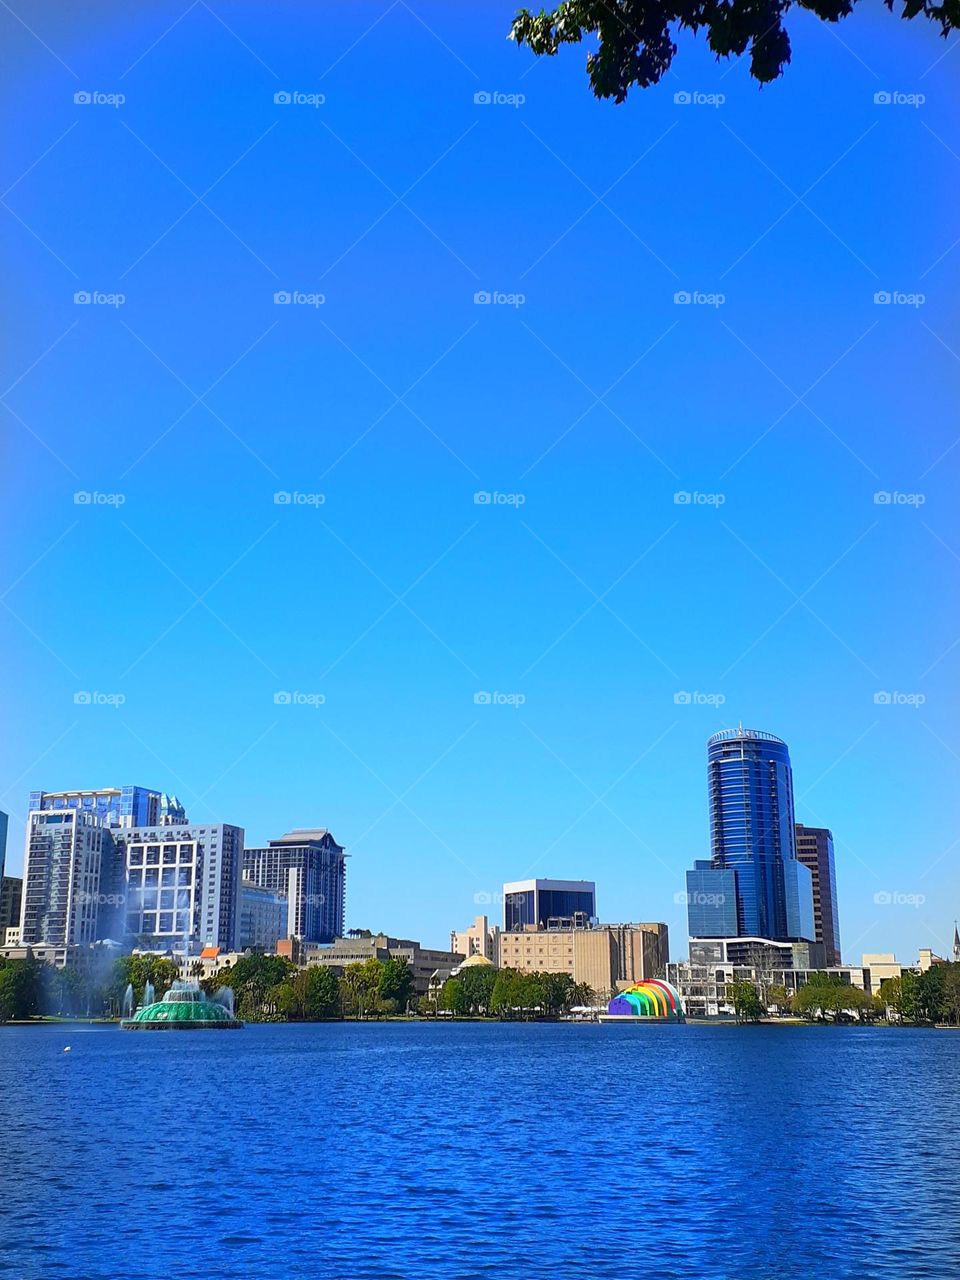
[122,823,243,954]
[20,810,113,946]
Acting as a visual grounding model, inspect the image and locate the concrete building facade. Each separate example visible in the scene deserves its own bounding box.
[20,810,114,946]
[450,914,499,965]
[498,922,669,995]
[306,933,461,999]
[794,823,842,965]
[243,829,346,944]
[122,823,244,954]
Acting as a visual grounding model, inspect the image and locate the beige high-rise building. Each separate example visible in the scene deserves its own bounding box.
[498,922,669,995]
[450,914,499,965]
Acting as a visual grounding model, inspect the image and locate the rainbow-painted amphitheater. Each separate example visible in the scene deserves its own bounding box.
[605,979,685,1021]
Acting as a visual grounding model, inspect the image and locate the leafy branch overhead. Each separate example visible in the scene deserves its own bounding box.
[510,0,959,96]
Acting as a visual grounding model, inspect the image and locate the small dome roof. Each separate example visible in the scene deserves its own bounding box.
[459,953,494,968]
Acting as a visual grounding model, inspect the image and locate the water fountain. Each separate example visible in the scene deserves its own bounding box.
[120,979,243,1031]
[122,984,134,1019]
[143,979,155,1008]
[214,987,235,1018]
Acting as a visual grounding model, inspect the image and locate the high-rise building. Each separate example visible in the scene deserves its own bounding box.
[451,914,499,964]
[502,879,596,932]
[29,786,187,829]
[0,808,8,881]
[0,875,22,939]
[242,829,346,944]
[122,823,243,953]
[795,823,841,965]
[685,727,814,943]
[239,881,289,951]
[20,810,115,946]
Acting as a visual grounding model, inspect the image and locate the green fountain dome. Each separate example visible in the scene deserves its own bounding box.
[120,979,243,1030]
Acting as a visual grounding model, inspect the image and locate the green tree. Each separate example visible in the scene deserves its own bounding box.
[879,975,904,1020]
[570,981,596,1010]
[440,977,468,1015]
[942,963,960,1026]
[114,955,178,1007]
[0,958,41,1022]
[222,953,296,1021]
[270,981,299,1020]
[459,965,498,1015]
[300,966,340,1019]
[491,968,524,1018]
[913,966,946,1023]
[510,0,957,96]
[342,959,384,1019]
[379,958,414,1013]
[766,984,789,1014]
[729,979,763,1022]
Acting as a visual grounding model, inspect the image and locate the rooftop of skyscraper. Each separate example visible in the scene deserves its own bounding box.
[708,727,787,746]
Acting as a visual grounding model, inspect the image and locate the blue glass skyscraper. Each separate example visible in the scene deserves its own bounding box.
[686,727,814,942]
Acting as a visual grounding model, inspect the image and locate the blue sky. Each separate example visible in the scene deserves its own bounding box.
[1,1,958,961]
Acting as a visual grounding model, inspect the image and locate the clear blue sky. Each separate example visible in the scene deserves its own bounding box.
[1,1,958,962]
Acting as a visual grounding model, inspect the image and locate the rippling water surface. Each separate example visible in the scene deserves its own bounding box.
[1,1021,958,1279]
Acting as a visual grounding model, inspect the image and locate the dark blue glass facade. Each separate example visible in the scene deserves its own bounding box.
[708,728,797,938]
[686,728,815,942]
[504,883,596,931]
[685,863,738,936]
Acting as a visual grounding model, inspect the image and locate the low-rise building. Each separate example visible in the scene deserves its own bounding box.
[498,921,669,995]
[861,952,902,990]
[450,914,499,966]
[306,933,462,999]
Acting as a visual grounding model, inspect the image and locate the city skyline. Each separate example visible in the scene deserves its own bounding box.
[1,4,957,963]
[2,708,954,964]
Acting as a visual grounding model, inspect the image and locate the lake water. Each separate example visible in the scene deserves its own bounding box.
[1,1021,958,1279]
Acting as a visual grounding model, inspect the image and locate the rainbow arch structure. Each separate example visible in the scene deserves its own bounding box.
[606,979,685,1021]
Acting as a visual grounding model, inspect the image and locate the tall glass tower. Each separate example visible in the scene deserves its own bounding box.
[686,726,814,941]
